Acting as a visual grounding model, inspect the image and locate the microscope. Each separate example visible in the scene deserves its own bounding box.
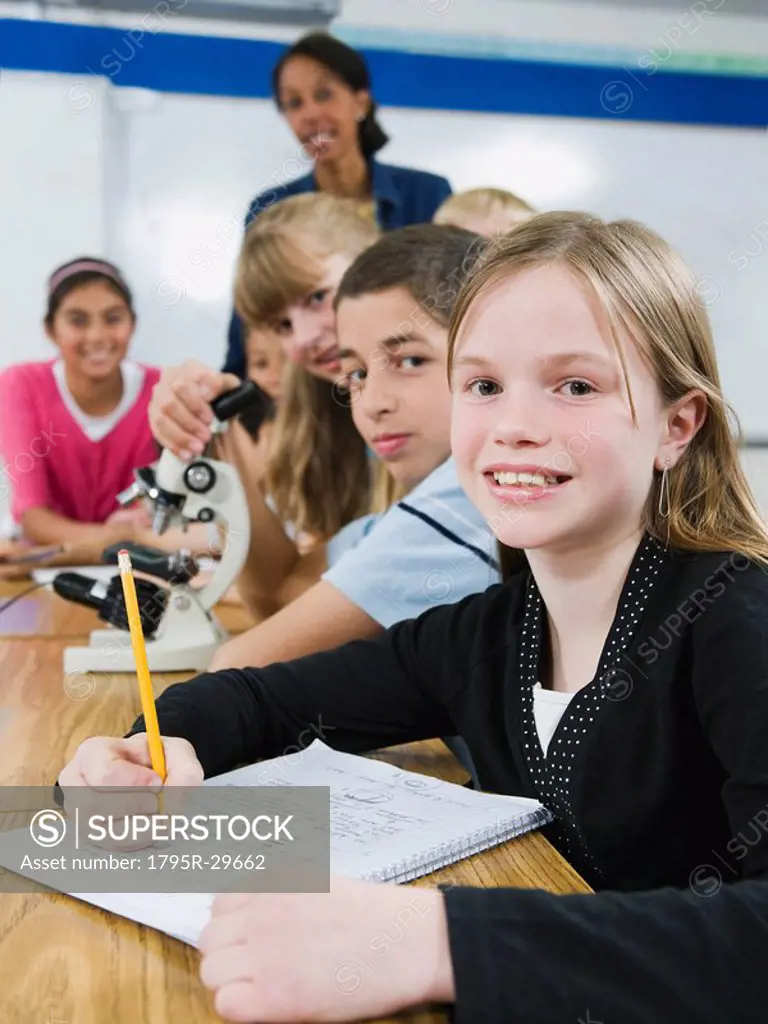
[57,381,267,674]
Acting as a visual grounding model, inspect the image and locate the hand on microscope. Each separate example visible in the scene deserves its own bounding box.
[106,501,201,555]
[106,503,153,531]
[149,360,241,460]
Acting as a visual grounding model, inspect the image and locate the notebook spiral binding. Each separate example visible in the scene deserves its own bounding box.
[359,805,554,884]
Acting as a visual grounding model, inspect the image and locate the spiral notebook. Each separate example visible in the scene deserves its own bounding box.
[213,740,552,885]
[4,740,552,947]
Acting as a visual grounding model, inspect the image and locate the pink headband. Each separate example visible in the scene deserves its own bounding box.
[48,259,126,297]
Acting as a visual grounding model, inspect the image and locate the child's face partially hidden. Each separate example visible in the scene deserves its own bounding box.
[270,253,352,382]
[245,327,287,402]
[337,287,453,492]
[47,281,134,383]
[450,263,700,557]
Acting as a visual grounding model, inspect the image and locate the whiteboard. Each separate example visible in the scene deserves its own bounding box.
[108,88,768,436]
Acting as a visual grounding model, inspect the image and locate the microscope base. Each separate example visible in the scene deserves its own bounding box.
[62,598,228,674]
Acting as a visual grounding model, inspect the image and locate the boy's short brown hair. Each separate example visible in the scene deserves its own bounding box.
[333,223,485,328]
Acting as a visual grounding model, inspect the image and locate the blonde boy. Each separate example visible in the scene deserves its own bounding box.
[433,186,536,237]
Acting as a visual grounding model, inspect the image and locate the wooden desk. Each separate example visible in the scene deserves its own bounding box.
[0,591,590,1024]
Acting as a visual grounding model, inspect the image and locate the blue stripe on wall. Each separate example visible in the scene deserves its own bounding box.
[0,18,766,128]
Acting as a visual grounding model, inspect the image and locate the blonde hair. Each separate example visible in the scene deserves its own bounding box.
[447,211,768,577]
[266,362,371,538]
[235,194,380,538]
[433,187,536,234]
[235,193,379,328]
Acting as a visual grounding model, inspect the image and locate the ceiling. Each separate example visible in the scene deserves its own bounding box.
[552,0,768,16]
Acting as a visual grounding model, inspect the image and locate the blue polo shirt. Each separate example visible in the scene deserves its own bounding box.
[222,159,452,376]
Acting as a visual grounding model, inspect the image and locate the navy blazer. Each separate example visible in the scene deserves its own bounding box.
[222,160,452,376]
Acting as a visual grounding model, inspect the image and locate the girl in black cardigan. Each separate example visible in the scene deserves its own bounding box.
[60,212,768,1022]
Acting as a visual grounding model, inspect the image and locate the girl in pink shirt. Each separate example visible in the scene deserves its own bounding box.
[0,258,161,555]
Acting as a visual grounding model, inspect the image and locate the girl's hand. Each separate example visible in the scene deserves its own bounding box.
[57,734,204,851]
[198,876,456,1022]
[59,733,203,791]
[149,360,241,459]
[106,505,152,530]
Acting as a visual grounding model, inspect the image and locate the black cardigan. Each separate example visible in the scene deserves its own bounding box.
[128,537,768,1020]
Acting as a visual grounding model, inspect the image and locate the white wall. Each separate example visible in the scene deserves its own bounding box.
[338,0,768,72]
[0,72,109,362]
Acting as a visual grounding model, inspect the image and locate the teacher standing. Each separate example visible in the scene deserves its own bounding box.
[222,32,453,377]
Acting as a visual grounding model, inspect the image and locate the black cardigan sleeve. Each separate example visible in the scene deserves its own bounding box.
[128,589,498,778]
[691,562,768,880]
[444,879,768,1023]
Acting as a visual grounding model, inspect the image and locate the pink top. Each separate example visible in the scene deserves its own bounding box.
[0,360,161,525]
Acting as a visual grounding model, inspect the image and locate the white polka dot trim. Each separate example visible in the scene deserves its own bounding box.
[518,534,667,877]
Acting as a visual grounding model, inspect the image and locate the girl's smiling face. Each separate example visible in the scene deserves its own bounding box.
[450,263,699,556]
[46,280,134,382]
[269,253,352,382]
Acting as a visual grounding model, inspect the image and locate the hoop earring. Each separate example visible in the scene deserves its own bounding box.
[658,457,671,519]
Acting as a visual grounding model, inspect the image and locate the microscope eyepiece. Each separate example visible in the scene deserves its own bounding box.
[101,542,199,585]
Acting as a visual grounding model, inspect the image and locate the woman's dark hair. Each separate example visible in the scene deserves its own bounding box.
[45,257,135,326]
[272,32,389,160]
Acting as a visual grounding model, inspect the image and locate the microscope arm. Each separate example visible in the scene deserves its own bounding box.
[152,449,252,612]
[191,470,250,611]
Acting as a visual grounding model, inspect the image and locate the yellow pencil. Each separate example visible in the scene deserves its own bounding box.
[117,549,167,786]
